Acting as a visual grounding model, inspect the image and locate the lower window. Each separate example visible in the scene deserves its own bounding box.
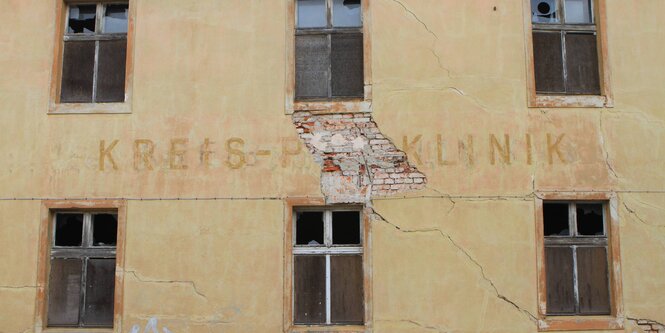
[543,201,610,315]
[47,211,118,327]
[292,208,364,325]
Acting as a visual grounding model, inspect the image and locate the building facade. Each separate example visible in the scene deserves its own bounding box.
[1,0,664,332]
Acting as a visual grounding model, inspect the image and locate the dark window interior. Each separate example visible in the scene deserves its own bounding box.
[96,40,127,103]
[93,214,118,246]
[296,211,324,245]
[533,32,565,94]
[60,41,96,103]
[576,203,604,236]
[68,5,96,34]
[55,213,84,246]
[332,211,360,245]
[543,203,569,236]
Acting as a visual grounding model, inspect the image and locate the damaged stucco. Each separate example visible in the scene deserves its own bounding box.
[292,111,426,204]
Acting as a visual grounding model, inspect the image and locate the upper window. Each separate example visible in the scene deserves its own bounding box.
[295,0,364,100]
[526,0,612,107]
[59,2,128,103]
[531,0,599,95]
[292,208,364,326]
[542,202,611,316]
[47,211,118,328]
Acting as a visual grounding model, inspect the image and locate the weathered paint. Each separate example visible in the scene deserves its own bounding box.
[0,0,664,332]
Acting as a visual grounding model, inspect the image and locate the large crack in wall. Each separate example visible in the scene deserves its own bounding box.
[292,111,426,203]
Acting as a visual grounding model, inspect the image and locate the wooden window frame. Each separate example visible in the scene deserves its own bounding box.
[34,200,127,333]
[285,0,372,115]
[535,193,623,331]
[524,0,613,108]
[49,0,135,114]
[283,198,373,332]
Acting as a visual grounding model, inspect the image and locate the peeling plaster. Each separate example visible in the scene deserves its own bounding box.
[292,112,427,203]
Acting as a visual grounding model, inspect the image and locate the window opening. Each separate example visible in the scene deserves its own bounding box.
[295,0,364,100]
[60,2,128,103]
[531,0,600,95]
[48,211,118,327]
[293,208,364,325]
[543,202,611,315]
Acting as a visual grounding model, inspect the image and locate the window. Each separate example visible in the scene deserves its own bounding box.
[292,208,364,326]
[295,0,364,100]
[47,211,118,327]
[525,0,612,107]
[59,2,129,103]
[535,195,624,331]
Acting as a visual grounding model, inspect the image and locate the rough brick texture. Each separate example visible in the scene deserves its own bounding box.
[293,111,426,203]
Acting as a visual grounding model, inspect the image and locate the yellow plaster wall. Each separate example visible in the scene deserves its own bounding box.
[0,0,664,332]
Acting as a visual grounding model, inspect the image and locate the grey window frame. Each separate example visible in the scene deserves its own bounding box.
[295,0,364,101]
[48,211,117,328]
[532,0,599,95]
[544,201,611,316]
[61,2,128,103]
[292,206,364,325]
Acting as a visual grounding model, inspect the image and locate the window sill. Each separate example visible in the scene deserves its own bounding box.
[41,328,113,333]
[529,95,613,108]
[48,102,131,115]
[538,316,623,331]
[288,325,366,333]
[288,100,371,115]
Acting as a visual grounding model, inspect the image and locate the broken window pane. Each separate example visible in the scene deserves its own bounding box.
[294,256,326,324]
[330,255,364,324]
[332,0,362,27]
[332,211,360,245]
[545,246,575,314]
[96,39,127,102]
[296,211,324,245]
[83,259,116,327]
[533,32,565,94]
[576,247,611,314]
[55,213,84,246]
[543,203,570,236]
[564,0,592,24]
[93,214,118,246]
[532,0,560,23]
[60,41,95,103]
[47,258,83,326]
[576,203,604,236]
[295,34,330,99]
[331,33,364,97]
[297,0,327,28]
[564,33,600,94]
[68,4,97,34]
[103,4,129,33]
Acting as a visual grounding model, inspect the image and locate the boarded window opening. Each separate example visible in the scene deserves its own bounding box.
[292,208,364,326]
[295,0,364,100]
[60,2,128,104]
[543,201,611,316]
[531,0,600,95]
[48,211,116,328]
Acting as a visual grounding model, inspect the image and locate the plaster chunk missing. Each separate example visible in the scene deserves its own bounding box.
[292,112,426,203]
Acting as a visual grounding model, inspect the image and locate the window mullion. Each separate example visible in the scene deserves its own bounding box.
[325,254,331,325]
[79,256,88,326]
[561,31,568,94]
[570,203,577,236]
[324,210,332,247]
[572,245,580,314]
